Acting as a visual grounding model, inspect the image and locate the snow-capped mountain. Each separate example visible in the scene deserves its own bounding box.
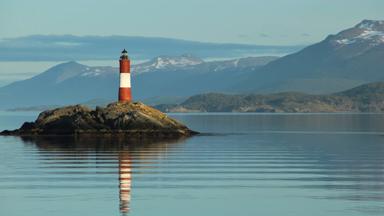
[333,20,384,46]
[237,20,384,94]
[133,54,204,74]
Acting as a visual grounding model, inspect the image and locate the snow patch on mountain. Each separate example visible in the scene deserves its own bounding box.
[336,30,384,45]
[233,59,240,67]
[133,54,204,74]
[81,71,102,77]
[335,20,384,46]
[356,20,384,30]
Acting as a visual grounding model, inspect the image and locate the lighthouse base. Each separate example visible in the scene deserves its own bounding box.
[119,88,132,102]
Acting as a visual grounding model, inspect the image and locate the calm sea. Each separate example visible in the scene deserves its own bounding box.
[1,111,384,216]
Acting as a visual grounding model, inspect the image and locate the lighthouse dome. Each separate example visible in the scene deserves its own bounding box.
[120,49,129,59]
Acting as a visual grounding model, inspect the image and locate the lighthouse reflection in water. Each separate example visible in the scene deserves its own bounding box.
[119,150,132,214]
[14,136,185,215]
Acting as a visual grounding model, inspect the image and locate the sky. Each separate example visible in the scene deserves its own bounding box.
[0,0,384,86]
[1,0,384,45]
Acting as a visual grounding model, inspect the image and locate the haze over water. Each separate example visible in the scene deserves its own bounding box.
[1,112,384,216]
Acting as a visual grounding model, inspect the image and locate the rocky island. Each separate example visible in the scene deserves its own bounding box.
[0,102,197,137]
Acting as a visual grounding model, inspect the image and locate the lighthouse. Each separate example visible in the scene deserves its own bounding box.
[119,49,132,102]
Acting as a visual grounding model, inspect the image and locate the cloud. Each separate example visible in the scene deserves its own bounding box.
[259,33,270,38]
[301,33,311,37]
[237,34,250,39]
[238,33,271,39]
[0,35,303,61]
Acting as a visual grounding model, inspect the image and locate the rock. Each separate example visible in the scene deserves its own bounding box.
[1,102,198,137]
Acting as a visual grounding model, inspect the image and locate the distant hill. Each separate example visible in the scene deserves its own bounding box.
[0,35,300,61]
[236,20,384,94]
[0,55,278,109]
[155,82,384,113]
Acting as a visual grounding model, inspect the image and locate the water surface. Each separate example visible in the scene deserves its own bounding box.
[1,112,384,216]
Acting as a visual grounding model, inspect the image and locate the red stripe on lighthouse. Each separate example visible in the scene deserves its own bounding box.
[119,49,132,102]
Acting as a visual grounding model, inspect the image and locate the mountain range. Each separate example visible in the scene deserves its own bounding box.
[0,20,383,110]
[0,55,278,109]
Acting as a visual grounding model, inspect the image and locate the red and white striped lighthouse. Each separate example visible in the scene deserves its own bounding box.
[119,49,132,102]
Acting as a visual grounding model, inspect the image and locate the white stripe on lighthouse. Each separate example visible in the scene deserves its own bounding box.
[120,73,131,88]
